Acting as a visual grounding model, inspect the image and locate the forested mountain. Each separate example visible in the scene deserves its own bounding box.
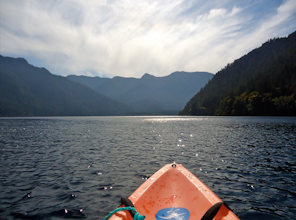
[180,30,296,116]
[0,55,131,116]
[67,71,213,113]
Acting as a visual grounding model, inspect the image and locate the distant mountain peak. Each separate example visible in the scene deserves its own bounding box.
[67,71,213,113]
[141,73,155,79]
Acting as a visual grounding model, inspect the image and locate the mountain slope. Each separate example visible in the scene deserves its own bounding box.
[65,75,110,90]
[67,71,213,112]
[0,55,131,116]
[179,30,296,116]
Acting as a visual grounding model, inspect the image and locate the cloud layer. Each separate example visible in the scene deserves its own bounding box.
[1,0,296,77]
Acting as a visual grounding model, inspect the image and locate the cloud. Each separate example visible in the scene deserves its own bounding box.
[208,8,227,19]
[0,0,296,78]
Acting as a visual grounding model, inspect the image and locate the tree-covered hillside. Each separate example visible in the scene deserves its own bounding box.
[180,30,296,116]
[0,55,131,116]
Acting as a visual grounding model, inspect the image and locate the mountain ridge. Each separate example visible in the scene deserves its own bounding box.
[0,55,132,116]
[67,71,214,112]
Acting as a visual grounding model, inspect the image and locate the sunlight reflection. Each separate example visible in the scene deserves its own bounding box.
[143,117,208,122]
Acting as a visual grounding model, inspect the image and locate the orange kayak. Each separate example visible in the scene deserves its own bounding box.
[107,162,239,220]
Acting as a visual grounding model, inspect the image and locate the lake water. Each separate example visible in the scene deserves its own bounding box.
[0,116,295,220]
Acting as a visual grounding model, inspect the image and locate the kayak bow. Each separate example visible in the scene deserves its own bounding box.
[107,162,239,220]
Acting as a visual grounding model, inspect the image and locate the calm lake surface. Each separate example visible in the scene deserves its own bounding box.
[0,116,295,220]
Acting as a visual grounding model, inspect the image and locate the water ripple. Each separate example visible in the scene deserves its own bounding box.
[0,116,295,219]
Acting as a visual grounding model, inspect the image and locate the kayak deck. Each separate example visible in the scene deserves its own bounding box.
[109,163,239,220]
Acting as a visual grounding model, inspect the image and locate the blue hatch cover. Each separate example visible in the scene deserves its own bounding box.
[156,207,190,220]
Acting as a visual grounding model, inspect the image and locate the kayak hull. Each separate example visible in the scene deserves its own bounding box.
[109,163,239,220]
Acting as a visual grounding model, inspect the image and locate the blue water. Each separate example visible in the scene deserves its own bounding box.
[0,116,295,220]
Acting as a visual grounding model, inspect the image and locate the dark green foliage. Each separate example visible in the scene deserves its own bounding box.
[180,30,296,116]
[0,55,131,116]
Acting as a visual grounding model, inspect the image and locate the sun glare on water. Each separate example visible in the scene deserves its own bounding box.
[143,116,209,123]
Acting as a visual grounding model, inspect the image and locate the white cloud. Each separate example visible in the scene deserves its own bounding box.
[208,8,227,19]
[255,0,296,37]
[0,0,296,78]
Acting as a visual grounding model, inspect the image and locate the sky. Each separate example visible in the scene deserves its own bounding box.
[0,0,296,78]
